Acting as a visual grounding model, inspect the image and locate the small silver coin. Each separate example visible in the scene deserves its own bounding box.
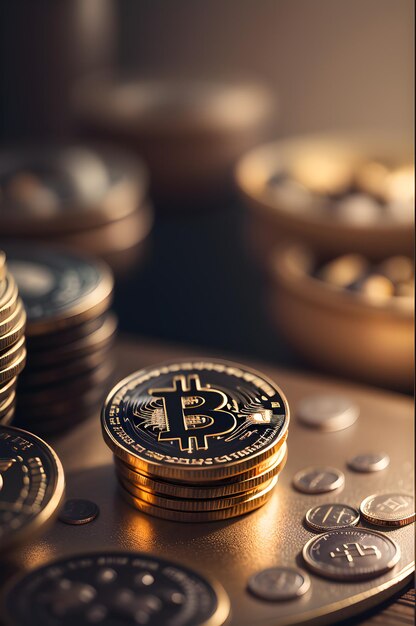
[360,493,415,527]
[302,528,400,581]
[293,467,345,494]
[348,452,390,473]
[58,499,99,525]
[297,394,359,432]
[305,504,360,532]
[247,567,310,601]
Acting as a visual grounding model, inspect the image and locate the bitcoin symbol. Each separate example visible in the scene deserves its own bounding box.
[149,374,237,452]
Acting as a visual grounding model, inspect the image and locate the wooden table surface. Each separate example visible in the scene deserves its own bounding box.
[109,335,414,626]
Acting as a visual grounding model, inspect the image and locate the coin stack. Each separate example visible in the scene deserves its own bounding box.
[0,145,152,275]
[0,250,26,425]
[3,245,116,436]
[102,359,290,522]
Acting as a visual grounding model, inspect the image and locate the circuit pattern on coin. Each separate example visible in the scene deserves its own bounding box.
[4,552,230,626]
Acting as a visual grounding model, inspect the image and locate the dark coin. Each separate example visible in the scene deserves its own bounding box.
[27,314,106,351]
[305,503,360,532]
[3,552,230,626]
[360,493,415,527]
[293,467,345,494]
[0,425,65,554]
[247,566,310,601]
[5,245,113,334]
[59,499,99,525]
[348,452,390,472]
[102,359,290,482]
[302,528,400,581]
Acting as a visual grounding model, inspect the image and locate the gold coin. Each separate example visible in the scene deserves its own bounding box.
[0,306,26,352]
[0,405,15,425]
[0,274,18,322]
[119,473,278,511]
[115,442,288,499]
[0,376,17,404]
[120,474,278,522]
[0,391,16,419]
[0,346,26,384]
[0,299,24,338]
[0,336,25,371]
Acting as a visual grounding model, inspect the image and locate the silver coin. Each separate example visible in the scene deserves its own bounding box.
[247,567,310,601]
[302,528,400,581]
[293,467,345,494]
[348,452,390,472]
[305,504,360,532]
[297,394,359,432]
[360,493,415,527]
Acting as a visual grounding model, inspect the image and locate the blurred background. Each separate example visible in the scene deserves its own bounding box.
[0,0,414,395]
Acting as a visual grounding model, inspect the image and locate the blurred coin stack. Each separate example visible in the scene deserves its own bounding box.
[0,251,26,425]
[4,245,116,436]
[0,146,153,275]
[102,360,290,522]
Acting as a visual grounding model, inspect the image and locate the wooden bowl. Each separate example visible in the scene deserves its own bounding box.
[236,133,413,264]
[269,244,414,391]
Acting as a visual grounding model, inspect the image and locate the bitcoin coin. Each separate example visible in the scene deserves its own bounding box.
[360,493,415,527]
[302,528,400,581]
[297,394,359,432]
[0,347,26,384]
[59,499,100,525]
[293,467,344,494]
[115,442,288,499]
[5,246,113,334]
[3,551,230,626]
[120,475,278,522]
[0,425,65,554]
[247,567,310,601]
[102,359,289,482]
[119,474,277,512]
[348,452,390,472]
[305,503,360,532]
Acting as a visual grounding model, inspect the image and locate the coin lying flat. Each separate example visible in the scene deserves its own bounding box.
[247,567,310,601]
[305,503,360,532]
[102,359,289,482]
[302,528,400,581]
[297,394,359,432]
[293,467,345,494]
[360,493,415,527]
[0,274,18,322]
[3,552,230,626]
[120,475,278,523]
[0,307,26,352]
[348,452,390,472]
[115,442,288,500]
[59,499,99,525]
[0,425,65,554]
[0,347,26,385]
[5,246,113,334]
[0,377,17,405]
[0,335,26,371]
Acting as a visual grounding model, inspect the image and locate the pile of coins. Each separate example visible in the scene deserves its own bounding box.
[315,254,414,303]
[101,359,290,522]
[0,251,26,425]
[267,156,414,225]
[4,245,116,436]
[0,145,153,274]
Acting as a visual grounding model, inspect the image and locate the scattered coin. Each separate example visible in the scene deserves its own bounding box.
[59,499,99,525]
[247,566,310,601]
[302,528,400,581]
[293,467,345,494]
[360,493,415,527]
[3,552,230,626]
[348,452,390,473]
[0,425,65,554]
[297,394,359,432]
[305,504,360,532]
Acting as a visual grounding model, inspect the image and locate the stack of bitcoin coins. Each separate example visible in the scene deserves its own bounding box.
[3,244,116,436]
[0,145,152,275]
[0,251,26,425]
[102,359,290,522]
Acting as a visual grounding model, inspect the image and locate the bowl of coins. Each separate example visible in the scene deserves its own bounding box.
[269,245,414,390]
[75,78,275,208]
[0,145,153,274]
[236,133,414,265]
